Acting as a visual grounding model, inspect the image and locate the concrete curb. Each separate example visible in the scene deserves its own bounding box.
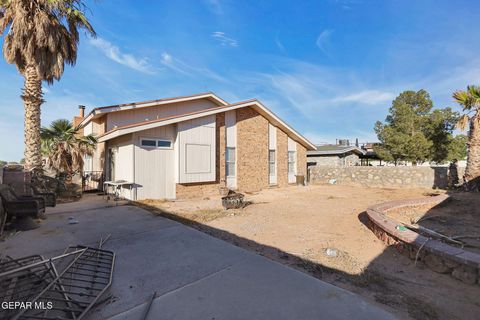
[366,195,480,285]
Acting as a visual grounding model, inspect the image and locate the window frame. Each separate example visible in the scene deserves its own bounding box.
[288,150,296,174]
[226,147,236,177]
[140,137,173,149]
[157,140,173,148]
[268,149,276,176]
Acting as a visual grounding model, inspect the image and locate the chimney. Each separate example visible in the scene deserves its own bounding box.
[73,105,86,136]
[78,105,85,118]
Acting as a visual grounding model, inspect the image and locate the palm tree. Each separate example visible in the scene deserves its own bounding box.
[453,85,480,187]
[41,119,97,179]
[0,0,95,170]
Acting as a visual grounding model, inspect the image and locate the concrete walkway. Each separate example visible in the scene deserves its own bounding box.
[0,196,397,320]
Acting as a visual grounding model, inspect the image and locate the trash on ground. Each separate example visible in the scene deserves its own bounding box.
[222,190,247,209]
[0,245,115,320]
[68,216,79,224]
[325,248,338,257]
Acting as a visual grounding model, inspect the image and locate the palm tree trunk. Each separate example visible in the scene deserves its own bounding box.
[22,65,44,170]
[464,112,480,187]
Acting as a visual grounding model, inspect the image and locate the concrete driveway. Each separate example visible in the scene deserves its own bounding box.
[0,196,396,320]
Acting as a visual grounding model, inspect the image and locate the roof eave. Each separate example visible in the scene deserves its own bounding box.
[98,99,316,150]
[79,92,228,128]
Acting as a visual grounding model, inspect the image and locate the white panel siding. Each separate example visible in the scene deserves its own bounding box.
[268,123,277,149]
[106,135,134,199]
[84,122,93,136]
[225,111,237,189]
[225,111,236,147]
[268,123,277,185]
[185,144,211,173]
[178,115,216,183]
[115,144,133,182]
[288,137,297,183]
[288,137,297,151]
[106,99,218,132]
[134,125,176,200]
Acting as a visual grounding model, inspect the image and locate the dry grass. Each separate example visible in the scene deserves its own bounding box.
[136,199,240,224]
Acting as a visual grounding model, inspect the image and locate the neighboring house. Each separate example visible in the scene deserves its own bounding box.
[307,144,365,167]
[77,92,316,200]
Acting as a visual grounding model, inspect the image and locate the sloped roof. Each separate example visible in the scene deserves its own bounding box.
[97,99,316,150]
[307,145,366,156]
[78,92,228,128]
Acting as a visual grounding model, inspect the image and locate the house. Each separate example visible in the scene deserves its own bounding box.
[307,142,365,167]
[77,93,316,200]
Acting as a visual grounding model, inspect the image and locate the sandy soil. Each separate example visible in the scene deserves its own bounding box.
[137,185,480,320]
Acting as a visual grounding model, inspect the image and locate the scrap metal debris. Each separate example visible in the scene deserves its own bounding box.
[221,190,247,210]
[0,245,115,320]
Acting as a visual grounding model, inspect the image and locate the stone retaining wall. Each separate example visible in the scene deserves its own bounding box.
[309,166,465,189]
[366,195,480,285]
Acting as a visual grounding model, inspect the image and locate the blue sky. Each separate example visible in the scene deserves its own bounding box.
[1,0,480,161]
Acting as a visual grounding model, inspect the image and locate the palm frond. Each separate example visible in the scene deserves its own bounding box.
[453,90,472,111]
[41,118,96,174]
[0,0,95,83]
[456,114,470,131]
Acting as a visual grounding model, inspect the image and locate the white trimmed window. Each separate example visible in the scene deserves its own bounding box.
[84,154,93,172]
[288,151,296,174]
[269,150,276,175]
[140,138,173,149]
[226,147,236,177]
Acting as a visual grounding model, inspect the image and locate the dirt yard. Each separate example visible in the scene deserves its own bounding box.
[137,185,479,320]
[388,192,480,255]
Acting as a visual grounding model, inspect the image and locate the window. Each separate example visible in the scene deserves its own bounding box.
[84,154,93,172]
[140,138,172,149]
[157,140,172,148]
[269,150,276,175]
[226,147,236,177]
[141,139,156,147]
[288,151,296,174]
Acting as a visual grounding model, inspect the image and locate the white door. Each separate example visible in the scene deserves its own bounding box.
[134,133,176,200]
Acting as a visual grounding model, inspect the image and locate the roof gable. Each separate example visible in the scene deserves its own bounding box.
[79,92,228,128]
[97,98,316,150]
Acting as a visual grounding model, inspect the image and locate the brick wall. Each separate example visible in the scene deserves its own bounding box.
[175,108,310,197]
[296,143,307,176]
[90,117,107,173]
[175,182,221,199]
[73,116,84,136]
[176,113,226,198]
[236,107,269,192]
[277,128,289,187]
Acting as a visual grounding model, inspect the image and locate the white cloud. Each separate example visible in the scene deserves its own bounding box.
[160,52,228,82]
[89,37,155,74]
[212,32,239,47]
[331,90,395,105]
[316,29,334,56]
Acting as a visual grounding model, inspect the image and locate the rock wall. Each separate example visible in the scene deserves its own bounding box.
[309,166,465,189]
[308,153,360,167]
